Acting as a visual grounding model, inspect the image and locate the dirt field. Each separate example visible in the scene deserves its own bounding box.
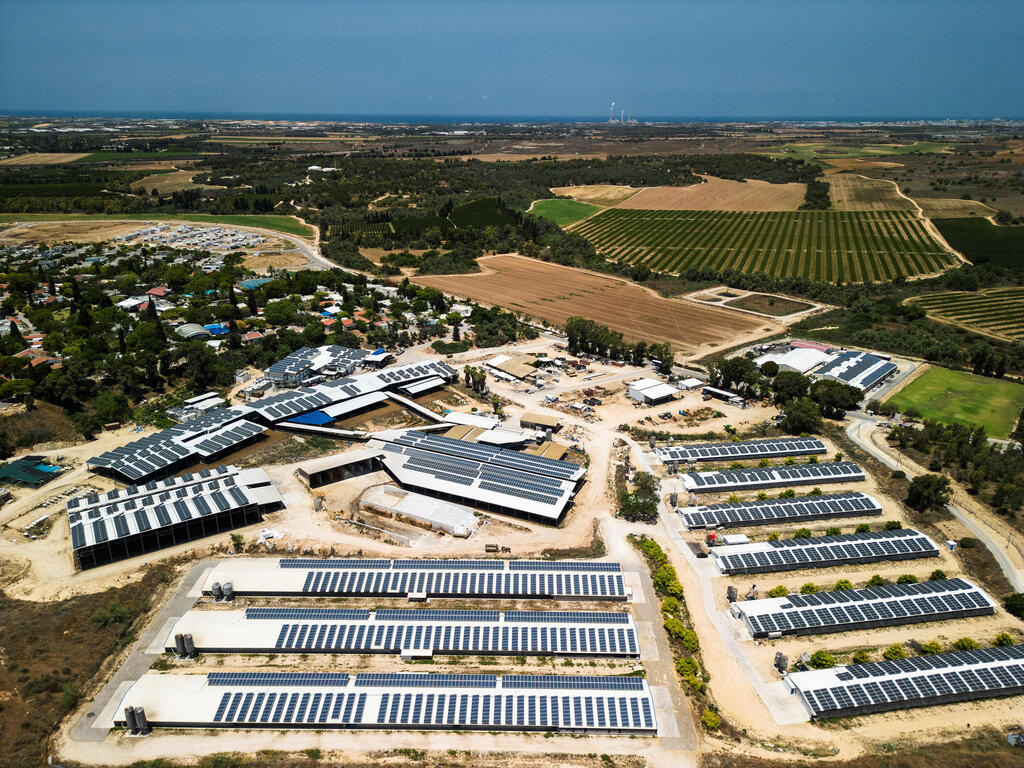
[822,157,904,171]
[550,184,641,206]
[413,253,779,354]
[828,174,915,211]
[0,152,90,165]
[242,249,309,271]
[615,176,806,212]
[914,198,998,218]
[129,169,223,194]
[0,220,142,245]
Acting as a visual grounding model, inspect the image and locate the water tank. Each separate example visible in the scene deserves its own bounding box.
[545,428,553,441]
[222,582,234,602]
[648,436,655,449]
[184,634,197,658]
[134,706,151,735]
[774,652,789,673]
[124,706,139,733]
[726,586,738,603]
[669,492,678,507]
[667,462,676,474]
[174,633,186,658]
[210,582,223,600]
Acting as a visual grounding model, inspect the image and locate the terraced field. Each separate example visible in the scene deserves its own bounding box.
[570,209,952,282]
[908,288,1024,341]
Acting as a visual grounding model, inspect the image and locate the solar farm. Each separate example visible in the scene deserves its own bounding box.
[569,209,953,282]
[655,436,826,465]
[680,461,865,493]
[679,491,883,529]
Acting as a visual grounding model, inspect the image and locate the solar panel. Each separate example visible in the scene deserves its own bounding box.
[681,492,883,529]
[207,672,350,687]
[502,675,644,691]
[510,561,621,572]
[355,673,497,689]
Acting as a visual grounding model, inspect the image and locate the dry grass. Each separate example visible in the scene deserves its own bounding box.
[823,157,904,171]
[615,176,806,211]
[829,174,915,211]
[413,253,776,353]
[0,152,89,165]
[243,250,309,271]
[129,169,223,194]
[0,220,141,245]
[915,198,998,218]
[550,184,641,207]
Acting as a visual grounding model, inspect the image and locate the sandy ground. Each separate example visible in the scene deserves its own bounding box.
[616,177,806,212]
[0,152,89,165]
[0,220,142,245]
[551,184,642,206]
[414,253,781,356]
[828,174,915,211]
[242,249,308,272]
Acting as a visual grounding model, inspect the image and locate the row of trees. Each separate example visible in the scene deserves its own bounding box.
[565,316,675,374]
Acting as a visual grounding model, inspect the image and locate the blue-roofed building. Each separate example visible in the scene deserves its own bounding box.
[236,278,273,291]
[812,350,897,393]
[204,323,230,336]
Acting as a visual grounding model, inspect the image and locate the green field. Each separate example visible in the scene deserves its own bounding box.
[449,197,512,228]
[764,142,952,163]
[570,208,952,282]
[0,213,313,237]
[909,288,1024,342]
[531,198,602,227]
[933,218,1024,271]
[73,150,202,163]
[887,366,1024,438]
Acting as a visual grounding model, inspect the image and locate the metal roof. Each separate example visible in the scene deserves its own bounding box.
[681,461,865,493]
[656,437,826,464]
[679,491,882,529]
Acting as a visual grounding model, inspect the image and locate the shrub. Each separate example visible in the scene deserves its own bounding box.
[891,469,906,479]
[834,579,854,591]
[809,650,835,669]
[800,583,819,595]
[929,569,947,581]
[767,532,780,541]
[852,649,871,664]
[866,575,887,588]
[661,596,680,616]
[229,532,244,551]
[767,585,789,598]
[778,489,796,499]
[884,520,903,530]
[727,494,741,503]
[664,616,687,640]
[919,641,943,655]
[701,709,721,730]
[675,657,699,677]
[834,452,844,462]
[756,490,769,500]
[686,675,707,694]
[653,565,684,598]
[825,526,841,536]
[994,632,1015,647]
[960,537,978,549]
[896,574,919,584]
[793,528,812,539]
[953,637,979,651]
[784,457,797,466]
[808,487,823,496]
[855,523,871,533]
[808,456,819,464]
[1005,593,1024,619]
[680,628,700,652]
[302,748,322,760]
[758,458,771,468]
[882,644,906,661]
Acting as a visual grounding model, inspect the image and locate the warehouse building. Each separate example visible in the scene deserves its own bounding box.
[680,461,865,494]
[519,411,562,432]
[201,558,628,601]
[656,437,826,465]
[813,350,897,392]
[679,491,883,530]
[628,377,680,405]
[360,485,478,537]
[733,578,994,638]
[68,465,284,570]
[114,671,658,733]
[296,449,384,488]
[785,644,1024,720]
[164,607,639,657]
[755,347,836,374]
[709,529,939,575]
[265,345,371,387]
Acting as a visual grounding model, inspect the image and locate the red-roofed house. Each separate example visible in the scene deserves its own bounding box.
[146,286,172,297]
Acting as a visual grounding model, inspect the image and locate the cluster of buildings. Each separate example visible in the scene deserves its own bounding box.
[114,223,268,251]
[754,340,898,393]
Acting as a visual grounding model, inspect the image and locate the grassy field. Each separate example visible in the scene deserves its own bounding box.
[0,212,313,237]
[887,365,1024,438]
[908,287,1024,341]
[570,208,952,282]
[531,198,602,226]
[449,197,512,227]
[765,141,952,164]
[933,218,1024,271]
[828,174,915,211]
[74,150,202,163]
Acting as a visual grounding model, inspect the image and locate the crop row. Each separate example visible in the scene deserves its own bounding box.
[910,289,1024,340]
[570,209,953,282]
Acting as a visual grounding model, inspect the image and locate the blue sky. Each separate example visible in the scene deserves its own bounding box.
[1,0,1021,119]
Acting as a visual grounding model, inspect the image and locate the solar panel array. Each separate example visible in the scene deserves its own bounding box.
[656,437,826,464]
[680,492,883,529]
[68,466,280,550]
[790,644,1024,719]
[739,579,994,637]
[683,462,865,493]
[245,386,338,423]
[712,529,939,574]
[390,432,583,482]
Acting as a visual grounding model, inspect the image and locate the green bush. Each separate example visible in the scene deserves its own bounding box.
[884,520,903,530]
[793,527,812,539]
[701,709,721,730]
[883,643,906,660]
[866,575,887,588]
[675,657,699,677]
[953,637,979,651]
[825,526,841,536]
[800,583,819,595]
[809,650,835,668]
[994,632,1015,647]
[896,574,919,584]
[960,537,978,549]
[653,565,684,598]
[855,523,871,533]
[852,649,871,664]
[686,675,707,694]
[778,489,797,499]
[833,579,854,591]
[919,641,943,655]
[767,585,789,598]
[661,596,680,616]
[664,616,687,640]
[1005,593,1024,618]
[808,487,823,496]
[767,532,780,541]
[929,569,947,581]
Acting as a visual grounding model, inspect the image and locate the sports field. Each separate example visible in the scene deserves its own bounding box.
[570,208,952,282]
[0,213,313,238]
[908,288,1024,342]
[531,198,602,226]
[886,365,1024,438]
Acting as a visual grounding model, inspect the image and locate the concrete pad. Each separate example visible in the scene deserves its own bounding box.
[635,620,659,661]
[146,617,180,654]
[651,686,680,737]
[623,571,647,603]
[96,680,134,729]
[187,564,215,598]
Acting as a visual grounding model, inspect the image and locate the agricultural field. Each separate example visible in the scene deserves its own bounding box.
[908,287,1024,342]
[0,152,90,165]
[886,365,1024,438]
[616,176,806,211]
[449,197,512,228]
[570,208,953,282]
[73,150,202,163]
[915,198,998,218]
[413,253,776,353]
[530,198,602,226]
[0,212,314,237]
[828,174,915,211]
[129,169,224,194]
[550,184,640,206]
[765,141,952,164]
[932,218,1024,270]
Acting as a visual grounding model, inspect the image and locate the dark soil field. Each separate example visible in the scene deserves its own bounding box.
[724,293,814,316]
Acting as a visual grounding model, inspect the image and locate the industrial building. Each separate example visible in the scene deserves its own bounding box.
[679,491,883,529]
[68,465,285,570]
[201,558,629,601]
[360,485,478,537]
[113,671,658,733]
[785,644,1024,720]
[627,377,679,405]
[296,449,384,488]
[680,461,865,493]
[813,350,897,392]
[519,411,562,432]
[265,345,371,387]
[754,347,836,374]
[733,578,994,637]
[709,529,939,574]
[163,607,639,657]
[655,437,826,465]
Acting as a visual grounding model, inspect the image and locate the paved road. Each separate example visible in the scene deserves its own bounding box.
[846,414,1024,592]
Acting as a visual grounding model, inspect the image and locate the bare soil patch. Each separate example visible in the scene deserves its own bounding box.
[0,220,145,245]
[550,184,641,207]
[723,293,814,316]
[616,176,806,211]
[822,157,904,171]
[915,198,998,218]
[828,174,915,211]
[0,152,89,166]
[413,253,778,354]
[242,249,309,271]
[129,169,223,195]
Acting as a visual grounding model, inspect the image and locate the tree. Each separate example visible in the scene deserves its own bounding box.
[0,430,11,460]
[896,574,918,584]
[781,397,821,435]
[855,523,871,533]
[772,371,810,404]
[767,585,789,597]
[834,579,854,591]
[700,709,721,730]
[906,474,953,512]
[1005,593,1024,619]
[919,641,943,655]
[759,360,779,378]
[866,575,887,588]
[884,520,903,530]
[882,643,906,661]
[929,569,947,581]
[994,632,1015,647]
[800,583,819,595]
[1012,407,1024,445]
[852,649,871,664]
[809,650,835,669]
[952,637,979,651]
[793,528,812,539]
